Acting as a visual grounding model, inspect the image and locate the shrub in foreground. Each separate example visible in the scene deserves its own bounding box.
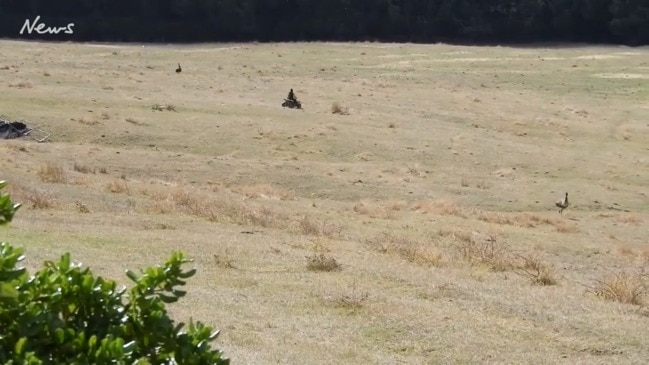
[0,180,229,364]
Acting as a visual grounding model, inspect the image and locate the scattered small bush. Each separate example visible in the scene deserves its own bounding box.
[297,215,343,238]
[125,117,146,125]
[353,202,372,216]
[5,143,27,153]
[333,291,368,313]
[410,199,464,217]
[454,233,513,271]
[595,271,647,306]
[75,201,91,213]
[234,183,296,201]
[23,188,57,209]
[151,104,177,112]
[213,253,236,269]
[516,253,558,285]
[325,124,338,131]
[407,165,421,177]
[324,286,369,314]
[306,253,342,272]
[73,162,96,174]
[478,212,560,229]
[147,187,286,229]
[107,179,129,194]
[331,102,349,115]
[9,82,32,89]
[217,200,280,227]
[37,163,66,183]
[555,221,580,233]
[365,232,445,267]
[616,214,643,225]
[476,180,490,189]
[352,201,396,220]
[401,245,445,266]
[616,243,635,257]
[77,117,100,125]
[354,152,374,161]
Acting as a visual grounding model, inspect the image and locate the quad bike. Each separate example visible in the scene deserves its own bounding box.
[282,98,302,109]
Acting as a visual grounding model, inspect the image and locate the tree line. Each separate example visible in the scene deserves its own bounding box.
[0,0,647,45]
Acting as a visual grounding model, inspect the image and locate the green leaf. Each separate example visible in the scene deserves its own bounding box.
[88,335,98,351]
[112,337,125,354]
[0,282,19,300]
[14,337,27,355]
[59,253,71,271]
[172,289,187,297]
[0,181,21,225]
[158,293,179,303]
[55,328,65,344]
[82,275,93,292]
[125,270,139,283]
[174,323,185,334]
[0,267,27,281]
[177,268,197,279]
[122,340,136,354]
[208,330,221,341]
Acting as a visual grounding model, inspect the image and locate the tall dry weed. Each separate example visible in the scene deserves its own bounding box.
[410,199,464,217]
[594,270,647,305]
[454,232,513,271]
[365,232,444,267]
[233,183,296,201]
[516,253,558,285]
[37,163,66,183]
[296,215,344,238]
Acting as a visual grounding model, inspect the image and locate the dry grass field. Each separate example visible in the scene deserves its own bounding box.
[1,39,648,364]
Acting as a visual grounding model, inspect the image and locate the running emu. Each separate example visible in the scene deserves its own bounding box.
[555,192,569,216]
[282,88,302,109]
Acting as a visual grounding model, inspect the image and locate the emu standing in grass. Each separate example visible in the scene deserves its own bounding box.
[556,192,569,216]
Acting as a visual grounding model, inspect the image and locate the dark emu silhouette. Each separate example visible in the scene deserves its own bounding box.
[282,88,302,109]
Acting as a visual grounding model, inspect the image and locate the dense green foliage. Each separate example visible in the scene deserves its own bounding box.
[0,181,229,364]
[0,0,646,45]
[0,181,21,226]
